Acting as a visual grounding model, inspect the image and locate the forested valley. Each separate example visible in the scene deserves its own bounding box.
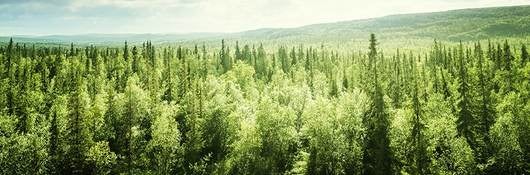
[0,33,529,174]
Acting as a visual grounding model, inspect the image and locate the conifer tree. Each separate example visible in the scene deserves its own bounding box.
[124,41,129,63]
[362,34,393,175]
[219,39,232,73]
[48,96,68,174]
[279,46,290,73]
[132,46,139,74]
[5,38,14,116]
[255,43,267,79]
[456,42,475,152]
[65,78,93,174]
[70,43,75,57]
[521,44,528,66]
[235,41,242,61]
[290,46,297,66]
[502,40,514,92]
[242,44,251,63]
[474,43,494,164]
[409,57,429,175]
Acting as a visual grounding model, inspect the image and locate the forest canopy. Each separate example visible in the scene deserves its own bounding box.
[0,32,529,174]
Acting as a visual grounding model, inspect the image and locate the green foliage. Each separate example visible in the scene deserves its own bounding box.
[0,34,528,174]
[256,95,297,173]
[424,94,476,174]
[362,34,394,175]
[489,93,526,174]
[148,103,182,174]
[85,141,117,174]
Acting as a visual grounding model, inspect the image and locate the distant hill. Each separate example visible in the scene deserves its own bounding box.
[2,5,530,44]
[0,33,224,45]
[231,5,530,42]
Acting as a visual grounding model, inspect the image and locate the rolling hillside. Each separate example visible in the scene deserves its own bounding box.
[233,5,530,41]
[2,5,530,44]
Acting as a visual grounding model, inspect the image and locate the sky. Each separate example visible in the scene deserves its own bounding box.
[0,0,529,35]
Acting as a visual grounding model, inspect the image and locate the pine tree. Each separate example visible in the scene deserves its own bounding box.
[235,41,242,61]
[6,38,13,73]
[503,40,514,92]
[474,43,494,164]
[362,34,393,175]
[503,40,512,72]
[242,44,251,63]
[163,47,174,102]
[219,39,232,73]
[48,96,68,174]
[132,46,139,73]
[124,41,129,63]
[456,42,474,147]
[65,79,93,174]
[390,50,403,107]
[521,44,528,66]
[255,43,267,79]
[70,43,75,57]
[409,58,429,175]
[290,46,297,66]
[5,38,14,116]
[279,46,290,73]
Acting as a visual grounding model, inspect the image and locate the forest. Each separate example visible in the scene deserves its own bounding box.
[0,33,529,174]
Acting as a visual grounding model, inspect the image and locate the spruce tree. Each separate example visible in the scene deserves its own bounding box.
[521,44,528,66]
[48,96,68,174]
[70,43,75,57]
[219,39,231,73]
[235,41,242,61]
[362,34,393,175]
[279,46,290,73]
[474,43,494,164]
[256,43,267,79]
[65,79,93,174]
[242,44,251,63]
[124,41,129,63]
[456,42,474,147]
[503,40,514,92]
[409,57,429,175]
[6,38,14,116]
[132,46,139,73]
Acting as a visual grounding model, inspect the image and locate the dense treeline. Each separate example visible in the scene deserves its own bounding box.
[0,35,528,174]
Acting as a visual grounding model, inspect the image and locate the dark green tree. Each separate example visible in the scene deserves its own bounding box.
[456,42,474,147]
[362,34,393,175]
[408,59,429,175]
[521,44,528,66]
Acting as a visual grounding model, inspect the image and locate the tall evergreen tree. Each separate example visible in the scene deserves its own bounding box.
[132,46,139,73]
[235,41,242,61]
[474,43,494,165]
[124,41,129,63]
[48,96,68,174]
[70,43,75,57]
[409,58,429,175]
[456,42,475,148]
[219,39,232,73]
[65,79,93,174]
[362,34,393,175]
[255,43,267,79]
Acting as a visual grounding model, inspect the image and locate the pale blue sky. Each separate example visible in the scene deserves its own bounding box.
[1,0,529,35]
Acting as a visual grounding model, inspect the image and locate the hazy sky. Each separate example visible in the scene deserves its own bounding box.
[1,0,529,35]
